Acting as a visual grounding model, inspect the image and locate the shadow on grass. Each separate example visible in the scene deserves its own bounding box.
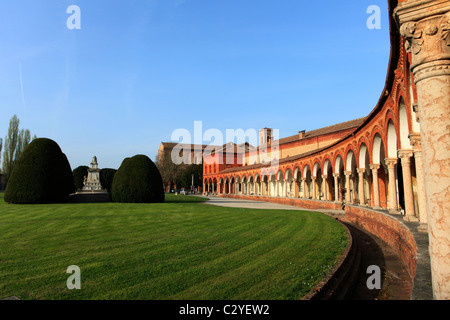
[164,195,209,204]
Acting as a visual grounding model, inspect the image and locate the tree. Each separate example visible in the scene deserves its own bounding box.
[177,164,203,190]
[4,138,74,204]
[0,138,3,173]
[112,155,164,203]
[2,115,20,182]
[157,154,182,192]
[100,168,117,192]
[15,129,31,162]
[72,165,89,191]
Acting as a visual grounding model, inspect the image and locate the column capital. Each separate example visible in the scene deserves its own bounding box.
[344,171,352,176]
[398,149,414,160]
[333,173,340,178]
[356,168,366,174]
[385,158,398,168]
[370,164,380,171]
[394,1,450,80]
[322,174,328,179]
[409,133,422,151]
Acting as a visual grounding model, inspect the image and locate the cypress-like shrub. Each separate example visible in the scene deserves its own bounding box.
[4,138,75,204]
[73,165,89,191]
[100,168,117,192]
[111,155,164,203]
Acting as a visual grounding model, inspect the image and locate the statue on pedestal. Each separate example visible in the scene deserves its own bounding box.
[82,156,104,191]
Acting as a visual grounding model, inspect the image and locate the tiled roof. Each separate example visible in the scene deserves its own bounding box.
[276,117,367,146]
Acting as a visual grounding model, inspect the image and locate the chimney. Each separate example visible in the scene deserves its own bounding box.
[298,130,306,139]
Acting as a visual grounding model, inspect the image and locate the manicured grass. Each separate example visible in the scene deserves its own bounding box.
[0,192,348,300]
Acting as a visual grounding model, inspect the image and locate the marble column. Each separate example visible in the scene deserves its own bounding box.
[398,149,417,220]
[344,171,352,203]
[322,175,328,200]
[385,158,399,213]
[395,1,450,299]
[294,178,299,198]
[410,133,428,224]
[302,178,307,198]
[357,168,366,206]
[370,164,381,209]
[312,177,317,199]
[333,173,340,202]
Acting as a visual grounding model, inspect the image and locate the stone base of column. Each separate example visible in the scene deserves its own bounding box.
[389,209,402,215]
[404,215,419,222]
[373,206,383,211]
[417,223,429,234]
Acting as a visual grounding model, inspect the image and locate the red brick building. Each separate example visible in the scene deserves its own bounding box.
[202,0,450,299]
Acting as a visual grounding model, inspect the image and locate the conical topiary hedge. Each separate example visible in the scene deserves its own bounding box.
[4,138,75,204]
[111,154,164,203]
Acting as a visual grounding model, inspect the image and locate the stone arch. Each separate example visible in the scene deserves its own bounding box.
[312,161,322,200]
[248,174,254,195]
[285,168,294,197]
[269,171,277,196]
[230,176,235,194]
[302,164,312,198]
[387,119,398,159]
[242,175,248,195]
[323,158,334,201]
[254,173,261,196]
[372,133,388,208]
[345,149,358,203]
[334,154,345,202]
[235,175,241,194]
[358,143,371,205]
[276,170,284,197]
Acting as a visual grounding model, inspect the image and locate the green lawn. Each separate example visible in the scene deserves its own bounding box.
[0,192,348,300]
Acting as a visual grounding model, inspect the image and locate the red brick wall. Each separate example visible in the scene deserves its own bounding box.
[345,205,417,278]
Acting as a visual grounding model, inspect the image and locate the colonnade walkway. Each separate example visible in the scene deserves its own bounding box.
[192,194,432,300]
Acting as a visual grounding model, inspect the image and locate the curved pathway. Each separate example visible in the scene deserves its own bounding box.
[196,195,416,300]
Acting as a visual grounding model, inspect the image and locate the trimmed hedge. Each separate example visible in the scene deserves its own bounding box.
[4,138,75,204]
[111,155,164,203]
[100,168,117,192]
[73,165,89,191]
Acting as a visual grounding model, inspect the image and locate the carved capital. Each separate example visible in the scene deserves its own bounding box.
[356,168,366,175]
[395,1,450,72]
[409,133,422,151]
[384,158,398,168]
[370,164,380,172]
[400,21,424,54]
[441,11,450,45]
[398,149,414,164]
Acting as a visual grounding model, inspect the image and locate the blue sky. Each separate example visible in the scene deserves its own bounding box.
[0,0,390,170]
